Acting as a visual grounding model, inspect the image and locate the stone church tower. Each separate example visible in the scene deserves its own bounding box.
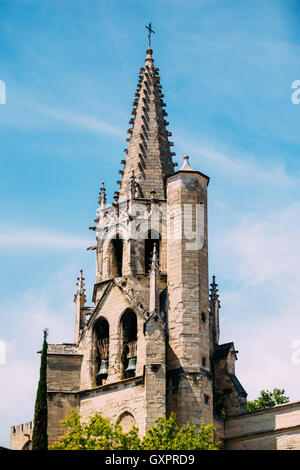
[12,43,248,447]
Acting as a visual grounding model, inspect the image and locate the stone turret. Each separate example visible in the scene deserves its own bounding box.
[10,422,33,450]
[166,155,213,426]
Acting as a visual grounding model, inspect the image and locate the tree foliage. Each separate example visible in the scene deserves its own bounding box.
[50,411,141,450]
[247,388,289,413]
[50,411,220,450]
[142,413,220,450]
[32,329,48,450]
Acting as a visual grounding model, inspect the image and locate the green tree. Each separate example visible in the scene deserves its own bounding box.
[50,410,141,450]
[142,413,220,450]
[247,388,289,413]
[50,411,220,450]
[32,329,49,450]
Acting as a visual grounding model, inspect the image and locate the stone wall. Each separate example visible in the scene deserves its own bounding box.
[10,421,33,450]
[79,378,146,436]
[47,353,82,392]
[78,283,146,389]
[47,392,80,445]
[225,401,300,450]
[213,343,247,416]
[144,314,166,428]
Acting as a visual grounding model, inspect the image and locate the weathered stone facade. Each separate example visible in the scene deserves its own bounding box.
[10,43,300,451]
[225,401,300,450]
[10,422,33,450]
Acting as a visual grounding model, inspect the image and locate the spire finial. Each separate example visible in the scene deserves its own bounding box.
[149,243,160,315]
[210,275,220,306]
[151,243,159,272]
[74,269,86,304]
[179,155,195,172]
[98,182,106,209]
[77,269,85,292]
[145,22,155,49]
[74,269,86,342]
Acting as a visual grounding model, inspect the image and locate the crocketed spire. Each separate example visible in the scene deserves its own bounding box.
[98,182,106,209]
[119,47,176,200]
[74,269,86,306]
[149,243,160,315]
[209,275,220,345]
[210,275,220,307]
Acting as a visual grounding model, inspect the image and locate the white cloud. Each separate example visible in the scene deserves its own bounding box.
[0,227,91,250]
[0,266,76,447]
[34,103,124,138]
[215,202,300,286]
[0,354,38,444]
[177,137,294,187]
[214,203,300,402]
[0,89,124,137]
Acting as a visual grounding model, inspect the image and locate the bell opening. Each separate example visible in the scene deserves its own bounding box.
[97,359,109,379]
[121,310,137,379]
[94,317,109,386]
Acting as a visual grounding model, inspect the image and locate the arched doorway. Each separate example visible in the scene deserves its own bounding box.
[22,440,32,450]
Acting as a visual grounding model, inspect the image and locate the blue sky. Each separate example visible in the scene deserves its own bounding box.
[1,0,300,447]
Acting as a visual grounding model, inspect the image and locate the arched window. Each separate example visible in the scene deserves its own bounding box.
[117,411,135,433]
[94,317,109,386]
[111,234,123,277]
[144,230,160,274]
[120,310,137,379]
[22,440,32,450]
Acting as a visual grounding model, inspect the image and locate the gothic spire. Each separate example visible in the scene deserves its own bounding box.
[74,269,86,343]
[210,275,220,345]
[119,46,176,200]
[74,269,86,306]
[150,242,159,274]
[98,182,106,209]
[149,243,160,315]
[209,275,220,307]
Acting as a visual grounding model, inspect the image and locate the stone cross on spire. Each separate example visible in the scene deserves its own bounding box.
[145,22,155,48]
